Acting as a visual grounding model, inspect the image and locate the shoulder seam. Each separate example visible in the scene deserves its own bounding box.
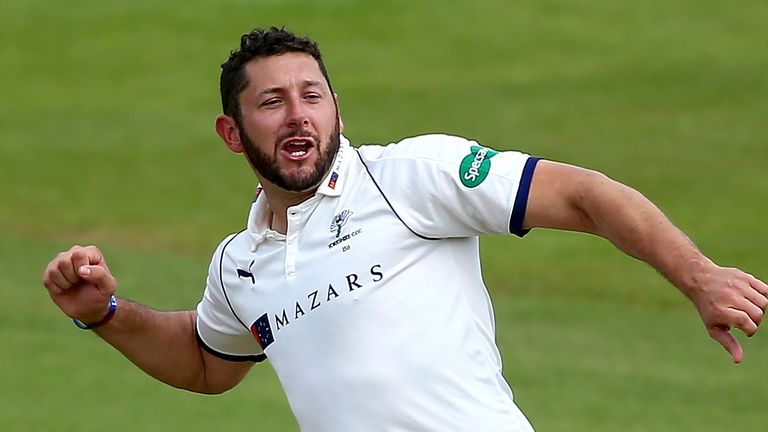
[355,149,439,241]
[219,229,250,330]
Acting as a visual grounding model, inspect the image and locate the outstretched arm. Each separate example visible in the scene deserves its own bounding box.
[42,246,253,393]
[523,160,768,363]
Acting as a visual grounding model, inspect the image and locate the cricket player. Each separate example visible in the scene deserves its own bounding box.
[42,27,767,431]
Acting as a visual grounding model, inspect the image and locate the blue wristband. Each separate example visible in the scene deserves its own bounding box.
[73,295,118,330]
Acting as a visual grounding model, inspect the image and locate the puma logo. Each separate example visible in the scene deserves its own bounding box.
[237,260,255,285]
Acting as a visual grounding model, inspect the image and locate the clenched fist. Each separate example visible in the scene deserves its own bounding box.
[42,245,117,325]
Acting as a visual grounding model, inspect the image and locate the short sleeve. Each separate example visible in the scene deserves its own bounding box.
[196,233,265,362]
[357,134,540,238]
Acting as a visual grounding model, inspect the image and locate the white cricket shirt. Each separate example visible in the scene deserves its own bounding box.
[197,134,540,431]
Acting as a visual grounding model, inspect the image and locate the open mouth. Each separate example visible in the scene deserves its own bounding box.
[280,136,316,160]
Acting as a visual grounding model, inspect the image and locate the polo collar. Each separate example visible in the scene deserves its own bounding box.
[315,134,352,197]
[246,134,354,250]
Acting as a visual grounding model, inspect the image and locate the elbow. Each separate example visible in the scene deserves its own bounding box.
[174,374,240,395]
[565,169,612,233]
[191,384,236,396]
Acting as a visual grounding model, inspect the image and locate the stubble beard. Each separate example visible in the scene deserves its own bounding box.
[241,120,340,193]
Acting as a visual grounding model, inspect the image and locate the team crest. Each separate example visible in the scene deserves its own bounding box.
[330,209,353,238]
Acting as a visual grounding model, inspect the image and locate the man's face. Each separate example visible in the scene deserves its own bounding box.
[235,52,341,192]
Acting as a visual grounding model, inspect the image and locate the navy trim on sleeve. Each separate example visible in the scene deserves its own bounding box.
[509,157,541,237]
[196,327,266,363]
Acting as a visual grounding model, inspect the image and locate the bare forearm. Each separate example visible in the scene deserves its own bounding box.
[93,299,212,393]
[527,163,710,294]
[43,246,253,391]
[578,172,712,297]
[572,171,768,361]
[525,161,768,362]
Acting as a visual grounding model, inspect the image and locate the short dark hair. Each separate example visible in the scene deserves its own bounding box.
[220,26,333,125]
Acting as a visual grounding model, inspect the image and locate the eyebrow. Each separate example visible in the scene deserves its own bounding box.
[257,80,325,97]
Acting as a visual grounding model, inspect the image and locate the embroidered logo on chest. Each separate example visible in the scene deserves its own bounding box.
[328,209,362,251]
[330,209,353,238]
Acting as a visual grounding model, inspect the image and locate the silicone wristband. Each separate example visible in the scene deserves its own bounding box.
[73,295,118,330]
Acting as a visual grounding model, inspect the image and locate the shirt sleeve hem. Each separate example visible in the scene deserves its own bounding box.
[509,157,541,237]
[195,327,266,363]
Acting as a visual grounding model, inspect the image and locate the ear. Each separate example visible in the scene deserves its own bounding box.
[334,93,344,133]
[215,114,244,153]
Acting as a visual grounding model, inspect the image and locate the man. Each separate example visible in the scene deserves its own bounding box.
[43,27,767,431]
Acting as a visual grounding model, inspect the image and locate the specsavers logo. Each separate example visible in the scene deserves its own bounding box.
[459,145,498,188]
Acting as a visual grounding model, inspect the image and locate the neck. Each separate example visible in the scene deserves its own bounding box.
[259,182,318,234]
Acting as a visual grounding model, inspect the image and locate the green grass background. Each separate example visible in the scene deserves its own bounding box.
[2,0,766,430]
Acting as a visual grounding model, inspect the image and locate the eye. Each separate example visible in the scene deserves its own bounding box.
[305,92,322,102]
[261,98,282,108]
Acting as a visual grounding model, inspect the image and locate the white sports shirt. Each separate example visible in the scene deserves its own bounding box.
[197,134,540,432]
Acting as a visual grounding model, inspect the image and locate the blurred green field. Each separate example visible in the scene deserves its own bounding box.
[1,0,766,431]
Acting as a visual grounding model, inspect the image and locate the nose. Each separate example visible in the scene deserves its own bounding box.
[286,100,310,129]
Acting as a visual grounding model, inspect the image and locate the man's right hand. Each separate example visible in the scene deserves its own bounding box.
[42,245,117,324]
